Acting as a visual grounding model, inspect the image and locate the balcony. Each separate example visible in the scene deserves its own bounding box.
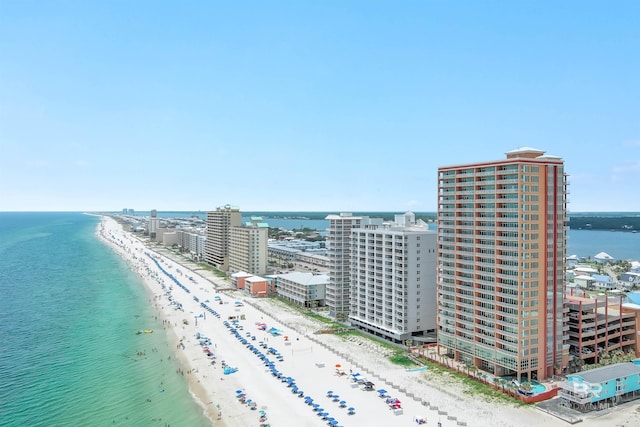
[557,389,592,405]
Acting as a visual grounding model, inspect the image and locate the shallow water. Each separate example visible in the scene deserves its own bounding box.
[0,213,210,427]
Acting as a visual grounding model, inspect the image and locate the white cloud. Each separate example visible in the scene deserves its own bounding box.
[624,140,640,147]
[612,161,640,174]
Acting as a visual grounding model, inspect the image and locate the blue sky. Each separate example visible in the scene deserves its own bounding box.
[1,1,639,212]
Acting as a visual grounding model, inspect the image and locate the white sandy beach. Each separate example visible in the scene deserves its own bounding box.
[97,215,640,427]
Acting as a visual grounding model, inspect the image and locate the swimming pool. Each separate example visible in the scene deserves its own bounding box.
[530,381,546,394]
[498,377,547,395]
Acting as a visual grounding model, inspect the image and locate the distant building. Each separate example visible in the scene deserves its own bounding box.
[574,274,596,289]
[228,217,269,276]
[567,255,579,267]
[594,252,615,264]
[296,252,328,269]
[268,240,327,267]
[348,212,438,344]
[148,217,160,239]
[620,272,640,289]
[174,228,206,261]
[204,204,242,271]
[591,274,616,291]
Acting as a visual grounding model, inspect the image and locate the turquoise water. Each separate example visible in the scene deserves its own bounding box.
[530,381,546,394]
[0,212,210,427]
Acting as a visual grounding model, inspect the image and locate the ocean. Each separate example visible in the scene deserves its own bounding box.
[0,212,210,427]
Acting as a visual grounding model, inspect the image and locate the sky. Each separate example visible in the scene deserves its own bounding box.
[1,1,639,213]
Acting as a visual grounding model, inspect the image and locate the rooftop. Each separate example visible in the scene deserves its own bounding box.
[571,361,640,384]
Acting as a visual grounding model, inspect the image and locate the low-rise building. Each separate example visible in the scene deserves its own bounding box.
[591,274,616,291]
[230,271,273,297]
[558,360,640,411]
[594,252,615,264]
[245,275,272,298]
[275,271,328,308]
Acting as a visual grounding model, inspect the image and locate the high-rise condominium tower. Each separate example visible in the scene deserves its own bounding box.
[204,204,242,271]
[349,212,438,344]
[326,213,366,318]
[437,147,568,381]
[228,217,269,276]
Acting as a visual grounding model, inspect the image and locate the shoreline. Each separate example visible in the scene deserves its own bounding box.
[96,215,640,427]
[96,216,223,426]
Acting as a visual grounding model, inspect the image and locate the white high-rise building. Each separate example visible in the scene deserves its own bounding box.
[325,213,370,318]
[349,212,437,344]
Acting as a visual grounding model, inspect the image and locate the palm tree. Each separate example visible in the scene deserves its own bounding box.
[464,363,472,376]
[520,381,533,395]
[470,365,479,379]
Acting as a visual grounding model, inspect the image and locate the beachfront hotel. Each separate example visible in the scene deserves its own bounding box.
[348,212,438,344]
[437,147,569,381]
[326,213,367,318]
[228,217,269,276]
[204,204,242,271]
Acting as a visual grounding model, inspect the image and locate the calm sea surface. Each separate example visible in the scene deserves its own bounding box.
[0,212,210,427]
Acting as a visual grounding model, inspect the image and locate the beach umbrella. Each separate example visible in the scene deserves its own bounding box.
[236,389,243,394]
[377,389,387,394]
[329,421,338,426]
